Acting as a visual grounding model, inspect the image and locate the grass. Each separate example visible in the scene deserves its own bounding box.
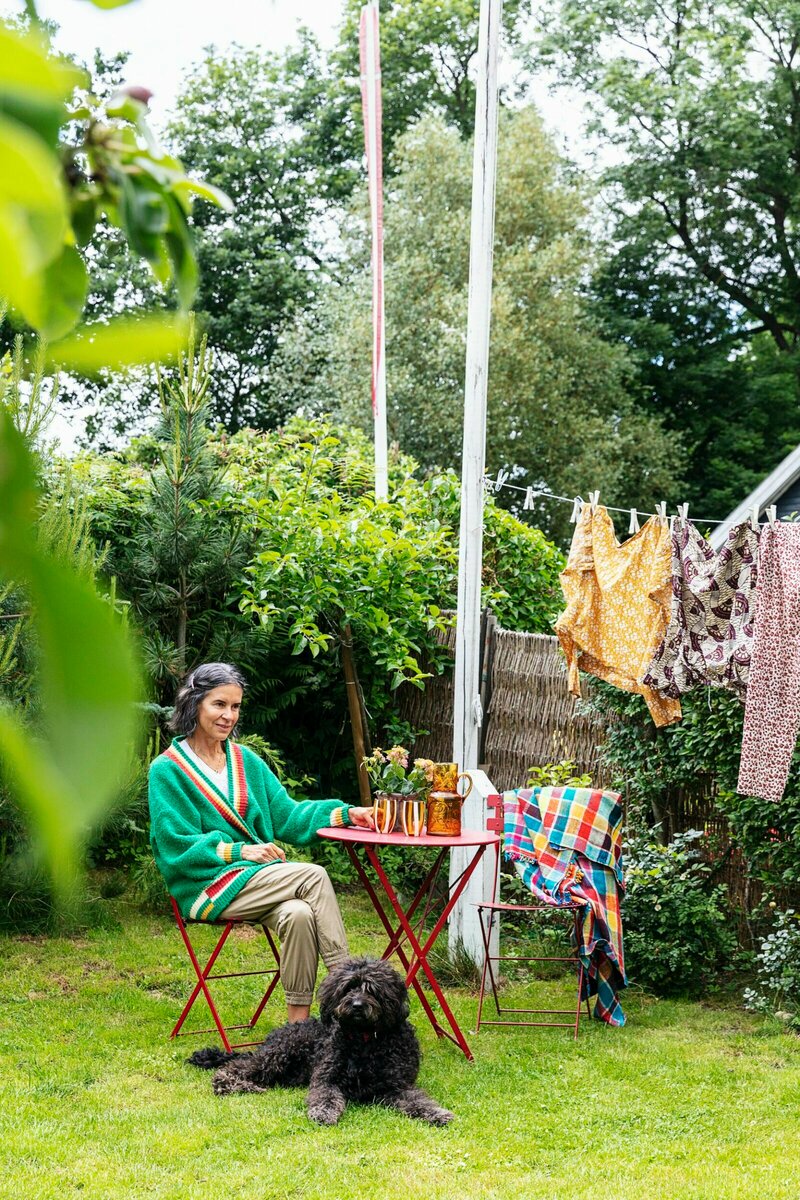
[2,891,799,1200]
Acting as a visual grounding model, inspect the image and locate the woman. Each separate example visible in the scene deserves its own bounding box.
[148,662,375,1023]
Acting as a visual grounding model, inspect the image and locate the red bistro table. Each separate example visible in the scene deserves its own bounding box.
[318,826,500,1061]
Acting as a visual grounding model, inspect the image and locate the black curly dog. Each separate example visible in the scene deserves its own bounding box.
[189,957,454,1126]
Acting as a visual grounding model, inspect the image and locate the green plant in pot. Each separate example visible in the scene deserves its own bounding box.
[362,747,434,833]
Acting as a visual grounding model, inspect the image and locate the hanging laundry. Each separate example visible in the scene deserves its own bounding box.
[738,523,800,803]
[555,503,681,727]
[642,519,759,700]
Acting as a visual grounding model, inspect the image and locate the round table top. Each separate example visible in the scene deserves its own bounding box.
[318,826,500,849]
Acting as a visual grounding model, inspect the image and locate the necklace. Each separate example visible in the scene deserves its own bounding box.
[188,738,226,773]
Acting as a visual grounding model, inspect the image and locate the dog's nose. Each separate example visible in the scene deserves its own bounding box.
[350,998,365,1009]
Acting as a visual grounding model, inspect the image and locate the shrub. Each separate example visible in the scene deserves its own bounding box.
[583,679,800,915]
[622,830,736,996]
[526,759,592,789]
[743,909,800,1025]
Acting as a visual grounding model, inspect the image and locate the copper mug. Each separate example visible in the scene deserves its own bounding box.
[374,793,399,835]
[401,796,426,837]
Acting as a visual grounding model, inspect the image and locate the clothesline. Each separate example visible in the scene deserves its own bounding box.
[484,473,731,527]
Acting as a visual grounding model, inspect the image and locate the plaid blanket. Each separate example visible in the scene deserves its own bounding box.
[503,787,626,1027]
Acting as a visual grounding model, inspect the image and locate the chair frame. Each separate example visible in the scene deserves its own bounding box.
[169,896,282,1052]
[474,795,591,1040]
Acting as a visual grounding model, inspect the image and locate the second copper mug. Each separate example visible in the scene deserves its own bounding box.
[401,796,426,837]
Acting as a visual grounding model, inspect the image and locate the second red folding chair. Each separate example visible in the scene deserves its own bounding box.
[474,794,591,1040]
[169,896,282,1052]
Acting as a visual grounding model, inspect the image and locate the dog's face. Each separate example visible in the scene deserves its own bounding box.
[317,957,411,1033]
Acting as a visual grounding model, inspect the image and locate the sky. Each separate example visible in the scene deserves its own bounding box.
[4,0,590,450]
[23,0,342,130]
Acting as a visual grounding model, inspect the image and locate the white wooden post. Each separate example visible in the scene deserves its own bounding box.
[359,1,389,501]
[449,0,503,963]
[447,771,500,967]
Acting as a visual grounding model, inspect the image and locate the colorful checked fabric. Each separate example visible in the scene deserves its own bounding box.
[505,785,624,884]
[503,787,626,1026]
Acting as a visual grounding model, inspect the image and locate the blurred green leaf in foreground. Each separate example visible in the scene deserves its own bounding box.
[0,2,227,902]
[0,411,142,902]
[0,13,231,341]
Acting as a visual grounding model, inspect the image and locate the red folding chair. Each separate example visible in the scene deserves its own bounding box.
[169,896,282,1052]
[474,794,591,1040]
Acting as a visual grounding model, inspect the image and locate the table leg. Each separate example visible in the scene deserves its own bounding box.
[365,844,490,1060]
[377,849,449,968]
[341,843,445,1037]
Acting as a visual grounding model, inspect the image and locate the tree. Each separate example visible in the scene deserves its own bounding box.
[165,35,357,432]
[332,0,534,149]
[160,3,539,434]
[592,234,800,518]
[273,110,682,542]
[536,0,800,513]
[115,327,251,689]
[63,3,540,443]
[82,416,566,796]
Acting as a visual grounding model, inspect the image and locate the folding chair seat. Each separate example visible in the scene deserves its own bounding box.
[474,794,591,1040]
[169,895,282,1052]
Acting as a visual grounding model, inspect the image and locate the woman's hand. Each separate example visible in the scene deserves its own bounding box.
[241,842,287,863]
[348,806,376,830]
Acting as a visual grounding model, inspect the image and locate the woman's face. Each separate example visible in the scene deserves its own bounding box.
[194,684,243,742]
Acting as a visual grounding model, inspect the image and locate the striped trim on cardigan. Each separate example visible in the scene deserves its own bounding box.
[189,865,249,920]
[165,742,253,839]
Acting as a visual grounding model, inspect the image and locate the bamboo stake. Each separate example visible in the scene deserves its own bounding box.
[341,624,372,806]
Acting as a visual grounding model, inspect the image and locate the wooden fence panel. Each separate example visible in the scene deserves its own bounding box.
[397,623,607,789]
[482,630,608,791]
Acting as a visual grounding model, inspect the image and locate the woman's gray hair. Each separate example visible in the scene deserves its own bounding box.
[168,662,247,736]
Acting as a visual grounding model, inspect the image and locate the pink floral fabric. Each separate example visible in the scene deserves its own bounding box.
[738,523,800,803]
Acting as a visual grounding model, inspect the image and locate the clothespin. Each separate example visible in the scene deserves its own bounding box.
[523,487,536,511]
[494,469,509,494]
[677,503,689,525]
[569,496,583,524]
[767,504,777,527]
[588,490,600,511]
[628,508,640,535]
[751,504,760,529]
[655,502,668,522]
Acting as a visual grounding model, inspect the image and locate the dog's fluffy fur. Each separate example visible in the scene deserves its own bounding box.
[188,956,454,1126]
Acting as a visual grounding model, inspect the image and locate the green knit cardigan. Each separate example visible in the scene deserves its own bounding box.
[149,736,352,920]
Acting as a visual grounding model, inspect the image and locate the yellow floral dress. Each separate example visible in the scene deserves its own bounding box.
[555,504,681,727]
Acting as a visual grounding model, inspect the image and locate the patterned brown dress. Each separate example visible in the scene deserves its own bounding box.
[642,518,759,701]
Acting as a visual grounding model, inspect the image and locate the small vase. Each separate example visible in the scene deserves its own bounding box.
[401,794,426,837]
[374,791,403,834]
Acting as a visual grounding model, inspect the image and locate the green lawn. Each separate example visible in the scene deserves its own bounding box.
[1,893,798,1200]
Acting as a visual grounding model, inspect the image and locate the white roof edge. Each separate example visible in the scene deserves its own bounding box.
[709,442,800,549]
